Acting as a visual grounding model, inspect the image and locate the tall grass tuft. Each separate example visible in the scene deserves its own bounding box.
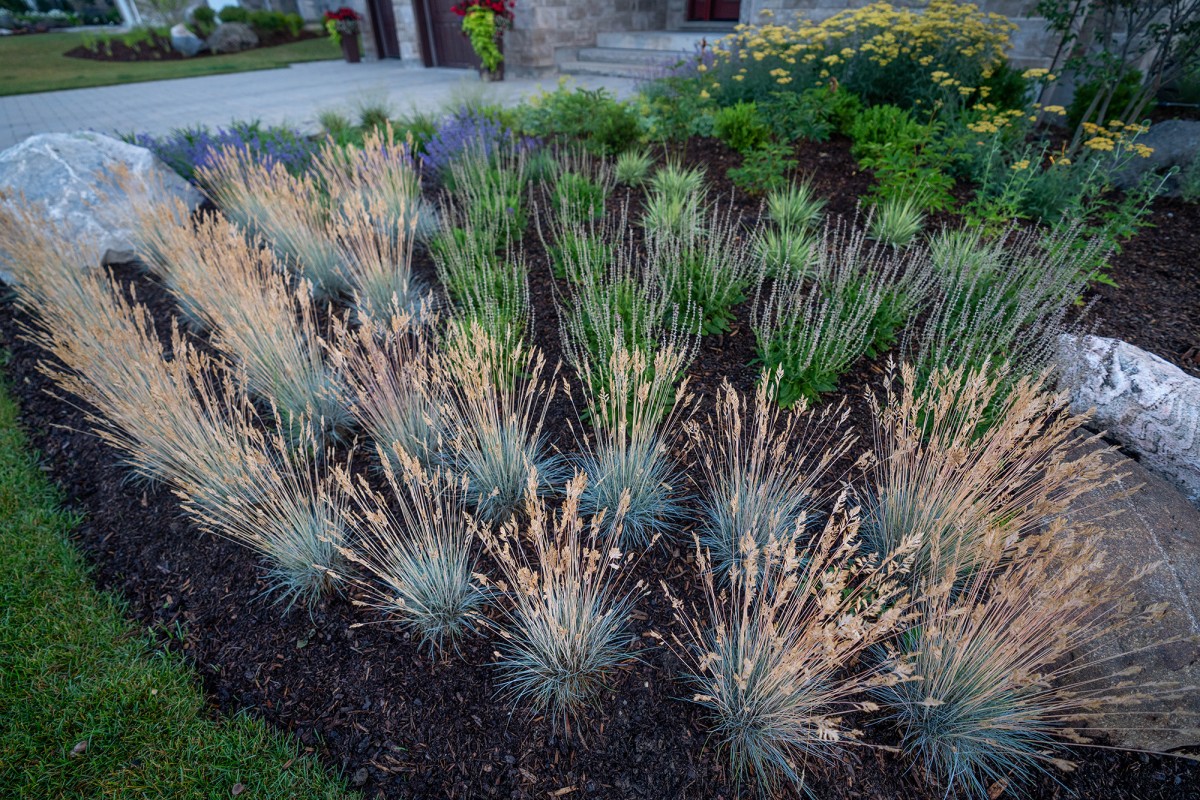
[574,342,693,545]
[647,198,757,335]
[765,179,826,233]
[752,218,932,406]
[688,369,853,573]
[476,471,646,731]
[130,206,351,435]
[438,322,560,524]
[197,146,349,298]
[333,445,486,652]
[666,494,918,796]
[861,362,1119,591]
[331,192,429,321]
[874,517,1187,799]
[867,194,925,248]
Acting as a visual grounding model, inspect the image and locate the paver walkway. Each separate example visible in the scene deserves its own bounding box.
[0,61,638,150]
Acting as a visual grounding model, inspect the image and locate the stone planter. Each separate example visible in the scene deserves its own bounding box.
[341,33,361,63]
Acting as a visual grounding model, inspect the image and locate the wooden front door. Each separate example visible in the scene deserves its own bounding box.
[415,0,481,68]
[687,0,740,21]
[367,0,401,58]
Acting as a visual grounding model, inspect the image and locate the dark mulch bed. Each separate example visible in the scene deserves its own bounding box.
[2,135,1199,800]
[63,30,319,62]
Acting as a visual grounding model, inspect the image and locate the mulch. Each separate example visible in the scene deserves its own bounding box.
[1,134,1198,800]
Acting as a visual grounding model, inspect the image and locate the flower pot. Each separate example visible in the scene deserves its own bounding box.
[341,34,361,63]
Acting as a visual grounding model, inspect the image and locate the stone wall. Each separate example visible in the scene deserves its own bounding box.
[505,0,667,75]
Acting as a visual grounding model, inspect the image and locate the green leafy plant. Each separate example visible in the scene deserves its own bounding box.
[461,7,502,73]
[713,101,771,153]
[551,171,608,225]
[727,143,797,196]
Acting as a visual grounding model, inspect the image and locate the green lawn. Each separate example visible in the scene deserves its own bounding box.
[0,367,354,799]
[0,33,340,96]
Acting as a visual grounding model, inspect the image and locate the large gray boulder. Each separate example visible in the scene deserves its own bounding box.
[1057,334,1200,506]
[170,23,205,57]
[1114,119,1200,196]
[207,22,259,54]
[1063,450,1200,754]
[0,131,202,279]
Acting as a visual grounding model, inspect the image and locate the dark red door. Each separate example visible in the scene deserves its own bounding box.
[368,0,401,58]
[416,0,481,68]
[688,0,739,21]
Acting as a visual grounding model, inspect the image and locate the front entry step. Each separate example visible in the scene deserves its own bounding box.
[558,28,730,80]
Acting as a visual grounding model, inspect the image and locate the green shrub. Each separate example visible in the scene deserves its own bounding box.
[516,86,641,155]
[1181,156,1200,204]
[713,101,771,153]
[760,87,862,143]
[217,5,248,23]
[727,143,796,195]
[190,5,216,36]
[1067,70,1152,130]
[848,105,928,162]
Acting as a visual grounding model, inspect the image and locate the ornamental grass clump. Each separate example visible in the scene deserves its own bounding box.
[665,494,918,796]
[131,206,351,436]
[313,123,437,242]
[0,208,258,495]
[765,179,826,233]
[647,198,758,335]
[331,192,429,321]
[862,362,1119,590]
[614,148,654,187]
[332,309,443,470]
[180,409,349,610]
[644,161,707,236]
[867,194,926,248]
[688,370,853,574]
[333,446,486,652]
[752,218,932,406]
[874,518,1188,799]
[197,145,349,298]
[574,341,693,545]
[438,322,560,524]
[476,471,647,732]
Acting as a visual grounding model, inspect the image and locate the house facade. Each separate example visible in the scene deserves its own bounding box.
[341,0,1054,76]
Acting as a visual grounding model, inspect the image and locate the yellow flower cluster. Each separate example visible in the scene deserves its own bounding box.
[966,106,1027,135]
[1080,120,1154,157]
[715,0,1014,80]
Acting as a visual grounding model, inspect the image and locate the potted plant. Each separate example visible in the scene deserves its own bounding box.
[323,7,362,63]
[451,0,514,81]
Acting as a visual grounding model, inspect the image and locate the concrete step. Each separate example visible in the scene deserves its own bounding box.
[557,59,660,80]
[576,46,692,66]
[595,30,728,52]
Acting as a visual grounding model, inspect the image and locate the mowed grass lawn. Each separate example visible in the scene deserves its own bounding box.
[0,32,339,96]
[0,373,354,799]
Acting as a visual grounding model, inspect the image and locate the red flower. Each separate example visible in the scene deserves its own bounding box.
[450,0,514,23]
[322,6,361,23]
